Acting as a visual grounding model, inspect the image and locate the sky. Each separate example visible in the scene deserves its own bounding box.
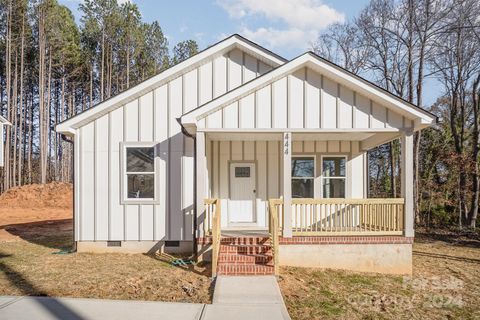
[59,0,369,59]
[59,0,439,106]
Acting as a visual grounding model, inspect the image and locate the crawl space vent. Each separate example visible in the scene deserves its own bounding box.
[165,241,180,247]
[107,241,122,247]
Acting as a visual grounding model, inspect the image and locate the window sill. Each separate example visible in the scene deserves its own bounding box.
[121,199,160,205]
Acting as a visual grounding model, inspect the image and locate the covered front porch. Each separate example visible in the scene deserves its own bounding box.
[196,129,414,275]
[196,129,413,238]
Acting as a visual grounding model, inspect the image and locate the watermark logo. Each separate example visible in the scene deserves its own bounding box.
[347,276,464,311]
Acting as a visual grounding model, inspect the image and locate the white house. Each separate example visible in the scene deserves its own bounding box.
[56,34,436,276]
[0,115,12,167]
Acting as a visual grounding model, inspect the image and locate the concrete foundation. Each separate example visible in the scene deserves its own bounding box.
[279,243,412,275]
[77,238,412,275]
[196,243,212,262]
[76,241,193,254]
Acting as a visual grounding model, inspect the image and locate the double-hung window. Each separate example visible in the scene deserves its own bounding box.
[322,156,346,198]
[291,157,315,198]
[122,143,157,203]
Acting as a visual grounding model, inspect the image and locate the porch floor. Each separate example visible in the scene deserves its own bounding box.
[221,229,269,237]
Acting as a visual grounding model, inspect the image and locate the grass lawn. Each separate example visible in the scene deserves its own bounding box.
[279,230,480,320]
[2,217,479,319]
[0,220,212,303]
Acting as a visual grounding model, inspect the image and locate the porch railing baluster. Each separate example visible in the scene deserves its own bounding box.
[267,198,405,236]
[204,198,221,278]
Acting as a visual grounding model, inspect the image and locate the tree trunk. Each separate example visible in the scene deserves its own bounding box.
[28,86,33,184]
[12,48,18,187]
[45,51,52,183]
[101,30,105,102]
[108,44,112,98]
[4,0,12,190]
[407,0,414,103]
[389,142,396,197]
[18,13,25,186]
[469,74,480,229]
[126,35,130,88]
[89,66,93,109]
[38,6,46,184]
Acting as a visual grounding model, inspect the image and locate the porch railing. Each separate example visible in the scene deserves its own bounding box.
[204,199,221,277]
[203,199,216,236]
[269,198,405,236]
[268,199,282,275]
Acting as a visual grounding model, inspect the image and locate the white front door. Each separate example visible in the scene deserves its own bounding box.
[229,163,256,224]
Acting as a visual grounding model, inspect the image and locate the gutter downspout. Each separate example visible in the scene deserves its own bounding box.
[177,119,198,258]
[61,133,76,252]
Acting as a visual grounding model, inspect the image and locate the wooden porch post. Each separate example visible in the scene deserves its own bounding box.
[283,132,292,237]
[401,130,414,237]
[196,132,207,237]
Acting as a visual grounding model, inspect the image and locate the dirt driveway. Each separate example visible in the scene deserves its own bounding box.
[0,208,72,241]
[0,183,73,242]
[0,183,212,303]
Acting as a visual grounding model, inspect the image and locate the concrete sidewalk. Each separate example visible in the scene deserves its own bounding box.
[203,276,291,320]
[0,276,290,320]
[0,296,205,320]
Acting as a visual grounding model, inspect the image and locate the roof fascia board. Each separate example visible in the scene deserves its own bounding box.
[56,34,286,134]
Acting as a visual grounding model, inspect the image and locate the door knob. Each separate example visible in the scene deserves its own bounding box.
[253,189,256,193]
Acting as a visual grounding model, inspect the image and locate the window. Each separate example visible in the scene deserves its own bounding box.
[322,156,346,198]
[292,157,315,198]
[122,144,156,202]
[235,167,251,178]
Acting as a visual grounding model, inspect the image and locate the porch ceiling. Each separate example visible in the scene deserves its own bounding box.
[293,132,374,141]
[204,130,401,151]
[206,132,283,141]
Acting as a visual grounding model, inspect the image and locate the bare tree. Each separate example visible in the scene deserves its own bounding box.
[312,22,370,75]
[430,0,480,227]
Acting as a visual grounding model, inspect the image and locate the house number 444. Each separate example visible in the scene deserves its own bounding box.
[284,133,289,155]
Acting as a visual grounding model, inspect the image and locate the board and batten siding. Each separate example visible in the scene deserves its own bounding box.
[75,48,273,242]
[201,67,412,130]
[207,139,364,228]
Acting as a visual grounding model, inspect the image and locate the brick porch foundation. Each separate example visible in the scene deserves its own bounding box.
[279,235,413,245]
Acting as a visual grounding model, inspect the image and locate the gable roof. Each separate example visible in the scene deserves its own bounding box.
[181,52,437,132]
[56,34,287,136]
[0,115,11,126]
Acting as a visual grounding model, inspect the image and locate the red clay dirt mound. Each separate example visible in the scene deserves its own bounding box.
[0,182,73,209]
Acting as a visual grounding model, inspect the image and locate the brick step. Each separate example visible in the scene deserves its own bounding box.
[217,263,274,276]
[218,252,273,265]
[219,244,272,255]
[220,237,270,245]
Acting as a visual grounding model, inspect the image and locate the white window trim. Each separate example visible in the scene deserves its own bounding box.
[120,141,159,205]
[320,155,347,199]
[292,155,316,199]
